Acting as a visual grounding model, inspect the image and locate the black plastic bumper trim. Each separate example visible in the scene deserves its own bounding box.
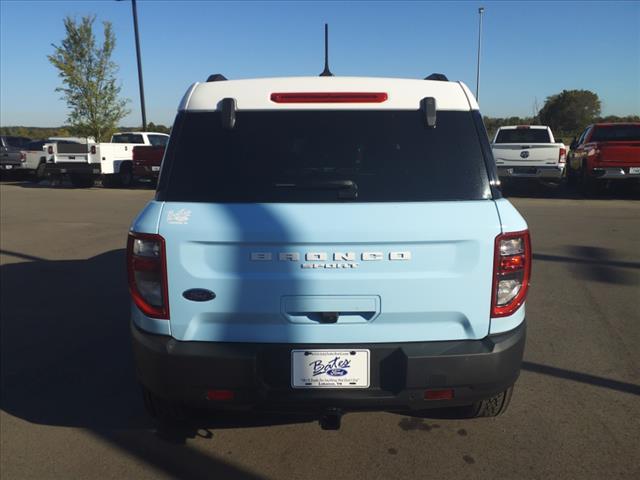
[45,162,100,175]
[131,321,526,411]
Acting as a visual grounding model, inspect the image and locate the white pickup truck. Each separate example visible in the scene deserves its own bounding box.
[491,125,567,183]
[21,138,90,180]
[20,137,85,180]
[96,132,169,187]
[45,131,169,187]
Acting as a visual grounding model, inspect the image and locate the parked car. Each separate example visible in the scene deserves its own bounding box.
[567,123,640,193]
[128,73,531,429]
[45,132,169,188]
[0,135,31,172]
[132,145,165,183]
[491,125,567,184]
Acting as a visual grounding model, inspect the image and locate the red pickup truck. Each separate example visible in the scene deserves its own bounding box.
[567,123,640,193]
[132,145,165,182]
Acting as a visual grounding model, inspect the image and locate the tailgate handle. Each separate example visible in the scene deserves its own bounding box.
[320,312,339,323]
[282,296,380,324]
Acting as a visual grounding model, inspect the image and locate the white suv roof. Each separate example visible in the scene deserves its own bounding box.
[180,76,479,112]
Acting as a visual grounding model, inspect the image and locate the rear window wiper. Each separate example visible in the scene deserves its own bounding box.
[273,179,358,199]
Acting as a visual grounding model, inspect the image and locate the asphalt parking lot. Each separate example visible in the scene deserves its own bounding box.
[1,179,639,479]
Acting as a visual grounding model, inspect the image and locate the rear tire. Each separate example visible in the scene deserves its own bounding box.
[565,163,578,187]
[35,162,47,180]
[101,174,121,188]
[468,386,514,417]
[119,162,133,188]
[69,173,94,188]
[579,163,600,196]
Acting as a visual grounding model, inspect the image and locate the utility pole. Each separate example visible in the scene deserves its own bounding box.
[476,7,485,102]
[131,0,147,130]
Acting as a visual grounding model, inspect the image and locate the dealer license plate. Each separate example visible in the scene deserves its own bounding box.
[151,166,160,172]
[629,167,640,175]
[4,165,12,170]
[291,349,370,388]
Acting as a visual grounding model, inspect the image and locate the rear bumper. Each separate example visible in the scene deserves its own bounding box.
[133,163,160,179]
[590,166,640,180]
[498,165,564,179]
[132,320,526,412]
[45,162,101,176]
[0,162,22,170]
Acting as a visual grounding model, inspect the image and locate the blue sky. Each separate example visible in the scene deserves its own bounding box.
[1,0,639,127]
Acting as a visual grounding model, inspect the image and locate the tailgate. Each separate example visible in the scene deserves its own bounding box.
[492,143,560,166]
[159,201,501,344]
[133,146,164,168]
[596,141,640,165]
[55,143,89,163]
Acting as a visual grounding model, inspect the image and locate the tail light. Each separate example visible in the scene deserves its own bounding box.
[491,230,531,317]
[424,389,454,400]
[559,147,567,164]
[127,232,169,319]
[90,145,96,154]
[47,146,53,154]
[207,389,235,401]
[19,152,26,162]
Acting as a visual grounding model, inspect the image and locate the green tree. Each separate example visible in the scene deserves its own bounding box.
[538,89,601,133]
[48,16,129,142]
[146,122,171,134]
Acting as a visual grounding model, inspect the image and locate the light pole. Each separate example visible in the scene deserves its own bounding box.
[119,0,147,130]
[476,7,485,102]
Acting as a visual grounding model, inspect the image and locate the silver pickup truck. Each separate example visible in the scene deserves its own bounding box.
[491,125,567,183]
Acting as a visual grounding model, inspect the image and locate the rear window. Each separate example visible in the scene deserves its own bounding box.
[3,136,30,148]
[112,133,144,144]
[495,128,551,144]
[147,134,168,147]
[591,125,640,142]
[157,110,491,203]
[25,141,46,151]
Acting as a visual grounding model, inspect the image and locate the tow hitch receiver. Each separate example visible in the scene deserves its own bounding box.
[319,408,343,430]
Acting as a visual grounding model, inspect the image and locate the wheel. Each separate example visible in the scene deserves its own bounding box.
[579,163,600,196]
[101,174,121,188]
[69,173,94,188]
[141,386,187,425]
[119,162,133,187]
[565,163,578,187]
[468,386,514,417]
[33,162,47,182]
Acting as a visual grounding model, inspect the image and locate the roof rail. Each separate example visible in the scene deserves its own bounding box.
[206,74,228,82]
[424,73,448,81]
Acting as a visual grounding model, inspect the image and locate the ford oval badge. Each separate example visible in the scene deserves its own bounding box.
[326,368,348,377]
[182,289,216,302]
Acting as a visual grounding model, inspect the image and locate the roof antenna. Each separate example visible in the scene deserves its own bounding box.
[319,23,333,77]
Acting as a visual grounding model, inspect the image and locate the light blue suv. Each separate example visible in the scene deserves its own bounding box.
[128,74,531,428]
